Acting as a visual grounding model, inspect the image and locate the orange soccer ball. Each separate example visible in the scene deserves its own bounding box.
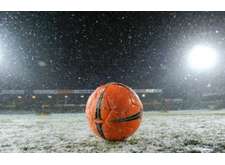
[85,82,143,141]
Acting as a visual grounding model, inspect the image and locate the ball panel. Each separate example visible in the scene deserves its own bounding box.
[103,120,141,141]
[85,85,106,139]
[106,82,143,109]
[104,83,132,114]
[103,104,142,141]
[128,88,144,110]
[99,91,111,123]
[85,82,143,141]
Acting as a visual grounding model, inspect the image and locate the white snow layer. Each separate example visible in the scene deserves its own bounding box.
[1,110,225,152]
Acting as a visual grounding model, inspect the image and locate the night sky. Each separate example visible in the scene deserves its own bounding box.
[1,12,225,97]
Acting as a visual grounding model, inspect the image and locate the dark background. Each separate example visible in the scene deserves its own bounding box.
[0,12,225,97]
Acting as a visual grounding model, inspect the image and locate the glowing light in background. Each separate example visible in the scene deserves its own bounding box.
[32,96,36,99]
[187,45,218,71]
[17,96,22,99]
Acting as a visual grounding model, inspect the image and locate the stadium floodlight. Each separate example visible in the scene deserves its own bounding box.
[187,45,218,71]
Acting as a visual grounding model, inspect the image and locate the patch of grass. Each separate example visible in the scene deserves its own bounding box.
[22,147,28,151]
[184,139,201,146]
[104,140,119,145]
[128,138,139,145]
[189,149,201,153]
[172,134,180,139]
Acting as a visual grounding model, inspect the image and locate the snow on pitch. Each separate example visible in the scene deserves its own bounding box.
[1,110,225,152]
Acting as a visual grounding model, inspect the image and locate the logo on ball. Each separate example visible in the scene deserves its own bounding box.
[85,82,143,141]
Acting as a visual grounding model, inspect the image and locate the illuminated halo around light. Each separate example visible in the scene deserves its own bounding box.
[187,45,218,71]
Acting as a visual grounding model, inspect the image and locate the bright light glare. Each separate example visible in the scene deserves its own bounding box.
[188,45,218,71]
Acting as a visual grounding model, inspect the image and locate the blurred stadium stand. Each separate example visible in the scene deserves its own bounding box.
[0,89,163,113]
[1,89,223,113]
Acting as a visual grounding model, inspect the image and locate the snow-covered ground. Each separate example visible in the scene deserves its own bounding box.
[1,110,225,153]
